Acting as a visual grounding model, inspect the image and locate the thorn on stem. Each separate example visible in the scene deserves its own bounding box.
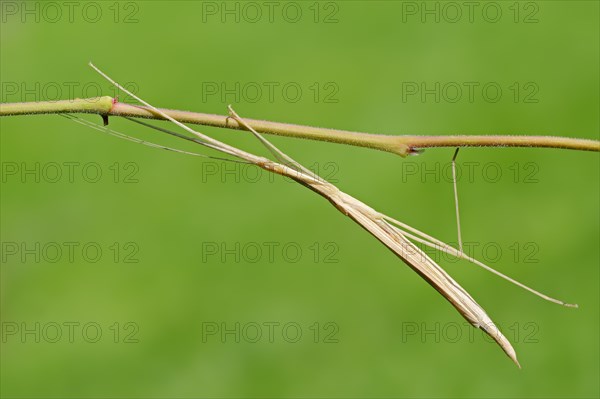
[452,147,460,161]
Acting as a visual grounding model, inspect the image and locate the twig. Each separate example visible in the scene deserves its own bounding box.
[1,97,598,156]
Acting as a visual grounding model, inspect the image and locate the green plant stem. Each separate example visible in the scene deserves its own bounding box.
[1,97,599,156]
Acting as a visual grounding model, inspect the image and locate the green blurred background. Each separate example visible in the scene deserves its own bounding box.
[1,1,598,397]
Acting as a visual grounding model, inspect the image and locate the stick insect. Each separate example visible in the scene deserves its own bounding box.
[60,63,577,367]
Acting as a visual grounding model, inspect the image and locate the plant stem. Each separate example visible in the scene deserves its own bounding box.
[1,97,599,156]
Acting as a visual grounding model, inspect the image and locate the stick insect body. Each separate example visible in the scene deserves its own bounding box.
[60,63,579,368]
